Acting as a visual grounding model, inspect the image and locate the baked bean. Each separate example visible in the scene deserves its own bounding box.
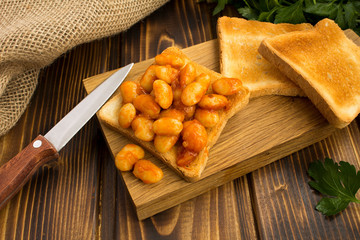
[181,120,207,153]
[195,73,211,88]
[155,65,179,84]
[198,94,228,110]
[183,105,196,120]
[212,78,243,96]
[118,103,136,128]
[155,53,185,69]
[140,65,157,92]
[153,117,183,136]
[172,87,182,101]
[114,144,145,171]
[176,148,197,167]
[133,94,160,119]
[120,144,145,159]
[194,109,219,128]
[154,135,178,153]
[133,159,164,184]
[153,80,173,109]
[181,73,210,106]
[172,100,196,120]
[115,151,138,171]
[131,116,155,141]
[179,63,196,88]
[159,109,185,122]
[120,81,143,104]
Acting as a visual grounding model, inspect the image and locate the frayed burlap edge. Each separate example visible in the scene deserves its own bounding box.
[0,0,169,136]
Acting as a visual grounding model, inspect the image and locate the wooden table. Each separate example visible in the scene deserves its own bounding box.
[1,1,360,239]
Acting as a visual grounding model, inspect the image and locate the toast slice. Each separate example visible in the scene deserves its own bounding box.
[99,47,250,181]
[217,16,312,98]
[259,18,360,128]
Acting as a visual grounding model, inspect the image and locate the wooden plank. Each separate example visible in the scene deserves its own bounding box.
[83,30,360,219]
[0,41,105,239]
[251,122,360,239]
[251,30,360,239]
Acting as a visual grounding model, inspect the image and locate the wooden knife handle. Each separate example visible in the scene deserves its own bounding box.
[0,135,59,209]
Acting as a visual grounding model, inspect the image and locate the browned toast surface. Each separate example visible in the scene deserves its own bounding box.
[259,18,360,128]
[217,16,312,98]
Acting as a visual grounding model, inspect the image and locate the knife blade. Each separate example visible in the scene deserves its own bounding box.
[0,63,133,209]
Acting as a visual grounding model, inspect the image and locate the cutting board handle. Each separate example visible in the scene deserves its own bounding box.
[0,135,58,209]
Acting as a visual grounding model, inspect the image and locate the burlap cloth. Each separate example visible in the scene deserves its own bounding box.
[0,0,169,136]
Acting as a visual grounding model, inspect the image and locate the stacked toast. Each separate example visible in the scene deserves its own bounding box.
[219,16,360,128]
[99,17,360,182]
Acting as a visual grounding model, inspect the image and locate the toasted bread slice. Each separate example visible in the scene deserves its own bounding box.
[217,16,312,98]
[259,18,360,128]
[99,47,250,181]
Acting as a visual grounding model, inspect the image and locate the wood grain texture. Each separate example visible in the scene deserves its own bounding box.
[0,38,107,239]
[84,38,335,219]
[0,0,359,239]
[250,28,360,240]
[252,123,360,239]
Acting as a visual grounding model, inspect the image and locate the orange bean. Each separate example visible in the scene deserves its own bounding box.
[212,78,243,96]
[133,160,164,184]
[131,116,154,141]
[198,94,228,110]
[181,82,206,106]
[118,103,136,128]
[172,100,196,120]
[120,81,143,104]
[194,109,219,128]
[179,63,196,88]
[195,73,211,88]
[159,109,185,122]
[155,65,179,84]
[114,144,145,171]
[115,151,138,171]
[155,54,185,69]
[153,117,183,136]
[120,144,145,159]
[176,148,197,167]
[181,120,207,153]
[153,80,173,109]
[133,94,160,119]
[172,87,182,102]
[181,73,210,106]
[154,135,179,153]
[140,65,157,92]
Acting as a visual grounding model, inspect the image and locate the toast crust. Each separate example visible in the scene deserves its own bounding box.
[99,47,250,181]
[217,16,312,98]
[259,18,360,128]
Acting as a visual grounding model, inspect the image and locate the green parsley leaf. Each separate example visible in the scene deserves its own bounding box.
[213,0,228,15]
[258,7,278,22]
[304,2,337,17]
[209,0,360,35]
[237,7,259,20]
[335,4,346,29]
[274,0,306,24]
[308,158,360,216]
[343,2,357,29]
[316,197,351,216]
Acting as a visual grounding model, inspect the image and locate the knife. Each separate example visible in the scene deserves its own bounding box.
[0,63,133,209]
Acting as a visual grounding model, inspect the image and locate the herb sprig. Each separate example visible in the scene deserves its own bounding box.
[308,158,360,216]
[212,0,360,34]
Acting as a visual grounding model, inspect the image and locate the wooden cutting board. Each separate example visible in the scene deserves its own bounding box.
[83,30,358,220]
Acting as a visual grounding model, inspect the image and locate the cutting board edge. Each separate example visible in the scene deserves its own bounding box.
[134,123,336,220]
